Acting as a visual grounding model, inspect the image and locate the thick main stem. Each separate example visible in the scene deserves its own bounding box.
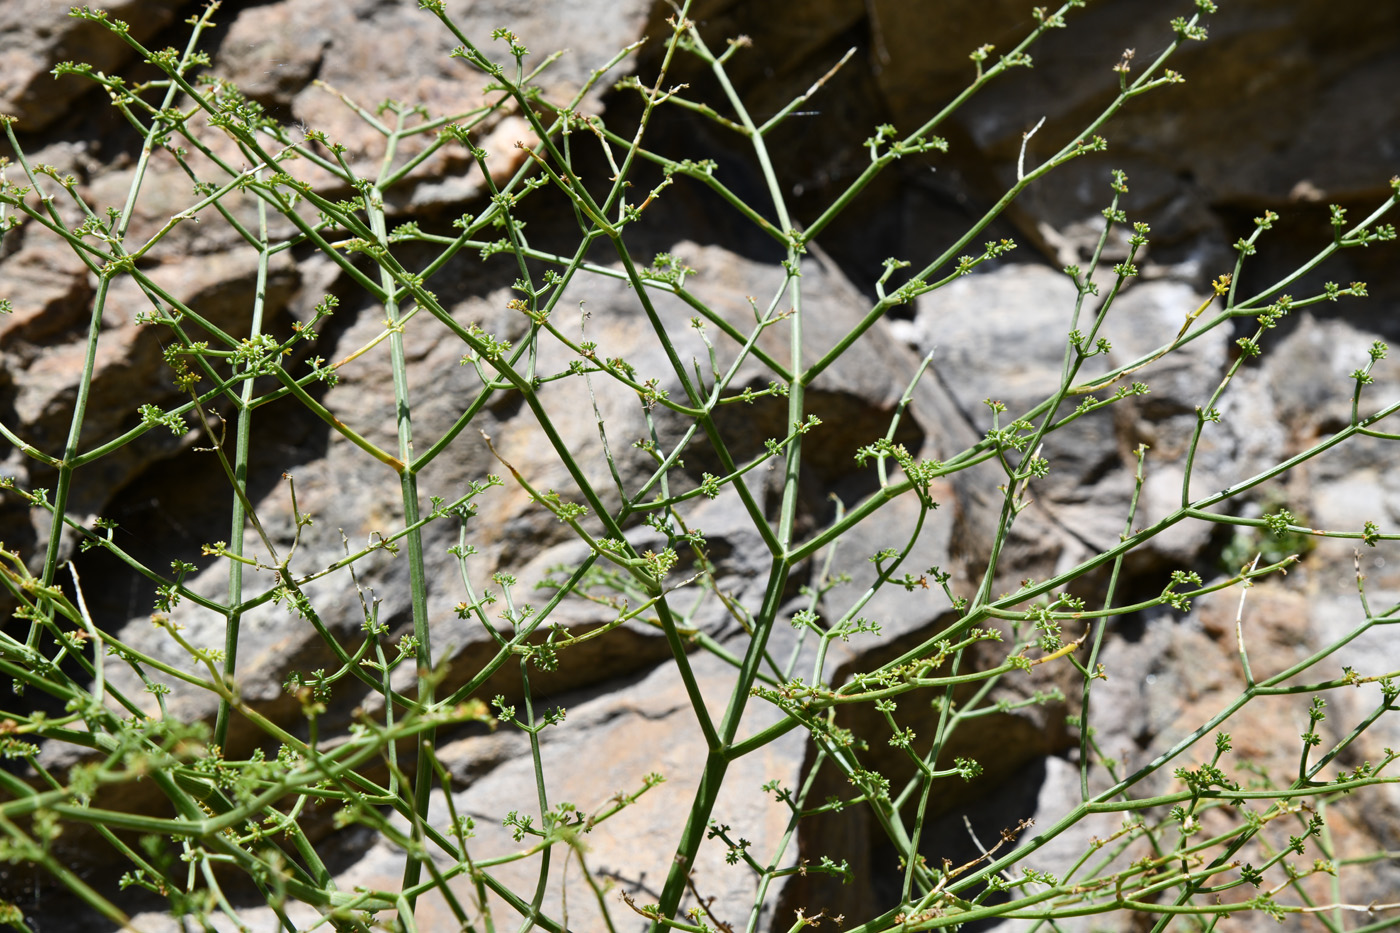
[363,195,437,908]
[214,176,270,750]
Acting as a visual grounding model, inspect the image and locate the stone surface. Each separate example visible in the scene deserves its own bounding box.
[0,1,187,132]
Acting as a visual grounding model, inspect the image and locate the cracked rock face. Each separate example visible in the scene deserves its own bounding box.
[3,2,1400,930]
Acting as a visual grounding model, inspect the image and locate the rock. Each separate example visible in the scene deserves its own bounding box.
[892,264,1243,576]
[871,0,1400,253]
[119,650,809,933]
[0,2,186,132]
